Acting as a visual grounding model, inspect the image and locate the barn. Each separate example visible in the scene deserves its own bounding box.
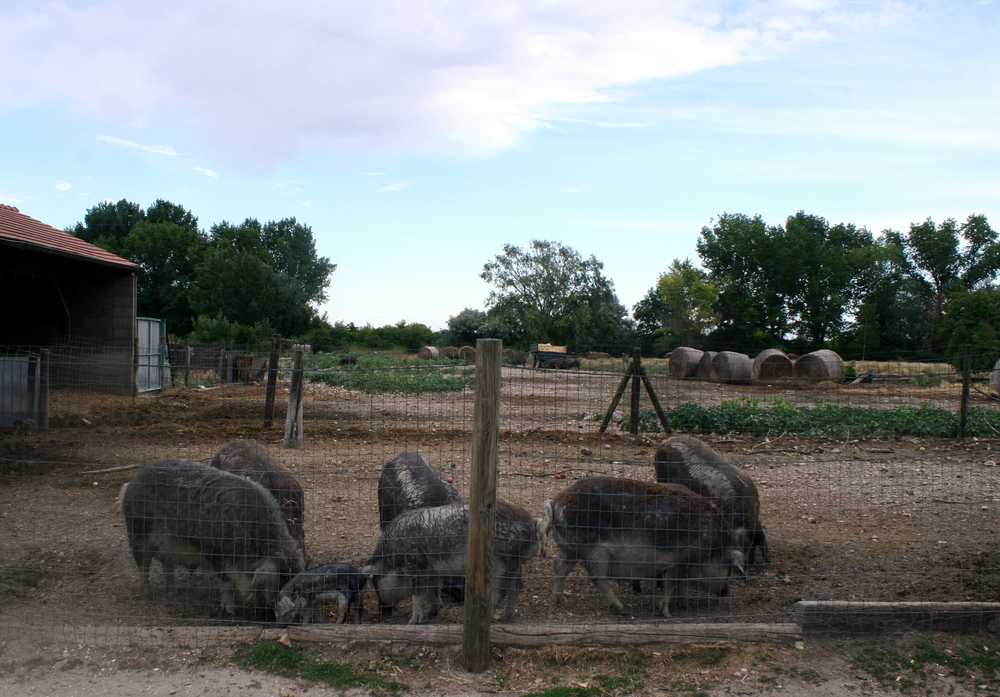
[0,204,137,345]
[0,205,139,417]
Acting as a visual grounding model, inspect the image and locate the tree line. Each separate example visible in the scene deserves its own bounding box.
[72,200,999,364]
[70,199,337,341]
[455,211,1000,366]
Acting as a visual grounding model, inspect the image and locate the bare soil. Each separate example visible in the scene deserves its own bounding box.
[2,366,999,694]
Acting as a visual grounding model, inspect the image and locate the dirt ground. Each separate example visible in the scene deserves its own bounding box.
[2,365,1000,694]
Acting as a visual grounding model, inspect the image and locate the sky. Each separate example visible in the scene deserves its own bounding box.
[2,0,998,331]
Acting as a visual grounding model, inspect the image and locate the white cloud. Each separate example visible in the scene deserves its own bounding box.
[0,0,883,163]
[55,180,71,191]
[0,197,23,204]
[97,136,177,155]
[378,182,410,192]
[300,201,312,207]
[192,166,218,178]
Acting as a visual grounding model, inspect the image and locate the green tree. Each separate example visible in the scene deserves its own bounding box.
[68,199,145,253]
[696,213,787,349]
[697,212,878,350]
[122,212,206,336]
[481,240,631,349]
[444,308,491,346]
[774,212,875,347]
[834,235,930,357]
[655,259,720,351]
[190,218,335,336]
[632,285,669,353]
[261,218,336,306]
[70,203,335,340]
[885,214,1000,342]
[938,287,1000,369]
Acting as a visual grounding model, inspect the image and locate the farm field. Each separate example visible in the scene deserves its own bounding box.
[2,364,999,636]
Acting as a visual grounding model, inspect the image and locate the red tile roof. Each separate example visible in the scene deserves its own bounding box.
[0,204,138,269]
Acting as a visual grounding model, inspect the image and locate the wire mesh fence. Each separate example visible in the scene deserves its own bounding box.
[2,343,1000,648]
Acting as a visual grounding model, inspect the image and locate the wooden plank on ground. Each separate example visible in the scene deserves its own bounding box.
[261,622,803,647]
[795,601,1000,635]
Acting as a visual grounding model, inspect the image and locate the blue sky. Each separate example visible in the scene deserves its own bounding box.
[2,0,998,331]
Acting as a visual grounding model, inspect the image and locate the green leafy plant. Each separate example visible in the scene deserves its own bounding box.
[615,398,1000,438]
[304,354,474,394]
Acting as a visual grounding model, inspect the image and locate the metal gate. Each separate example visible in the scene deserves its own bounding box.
[0,353,40,428]
[136,318,166,393]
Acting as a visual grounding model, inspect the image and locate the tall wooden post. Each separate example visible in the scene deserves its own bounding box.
[183,342,191,388]
[283,349,305,448]
[959,344,971,438]
[629,347,642,435]
[264,334,281,427]
[217,340,227,383]
[39,349,50,429]
[463,338,501,673]
[132,337,140,397]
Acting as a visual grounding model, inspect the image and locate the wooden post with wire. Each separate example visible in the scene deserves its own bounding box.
[283,348,305,448]
[463,338,501,673]
[599,348,671,436]
[264,334,281,427]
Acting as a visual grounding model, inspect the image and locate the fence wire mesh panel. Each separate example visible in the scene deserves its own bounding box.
[2,346,1000,647]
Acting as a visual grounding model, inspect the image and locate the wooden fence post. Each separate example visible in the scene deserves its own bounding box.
[217,341,226,383]
[264,334,281,427]
[283,349,305,448]
[463,338,501,673]
[184,343,191,388]
[959,344,971,438]
[629,347,641,435]
[39,349,50,429]
[132,337,140,397]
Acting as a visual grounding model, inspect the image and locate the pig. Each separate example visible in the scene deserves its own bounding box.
[210,439,307,560]
[119,458,307,615]
[653,435,769,566]
[275,562,370,625]
[377,451,460,530]
[545,476,744,617]
[339,355,358,366]
[510,353,527,366]
[364,499,542,624]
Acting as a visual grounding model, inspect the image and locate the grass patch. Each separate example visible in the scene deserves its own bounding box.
[305,354,474,394]
[615,398,1000,437]
[232,641,408,694]
[669,646,734,668]
[852,640,1000,694]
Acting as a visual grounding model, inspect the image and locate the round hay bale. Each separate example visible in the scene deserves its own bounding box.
[753,349,793,379]
[459,345,477,362]
[786,354,798,361]
[417,346,439,360]
[711,351,753,383]
[697,351,717,378]
[793,349,846,382]
[669,347,704,377]
[439,346,459,360]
